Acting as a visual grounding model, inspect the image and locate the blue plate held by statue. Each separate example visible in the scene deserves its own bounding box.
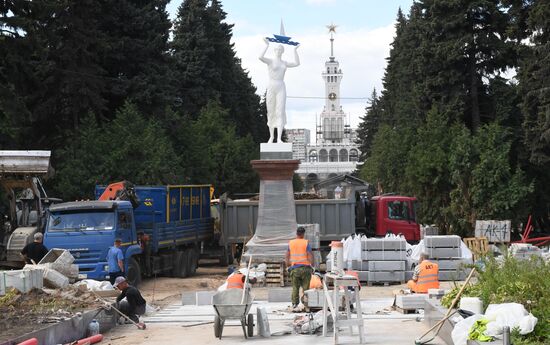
[266,34,299,46]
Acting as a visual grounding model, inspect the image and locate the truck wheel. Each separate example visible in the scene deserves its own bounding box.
[187,248,198,276]
[172,251,183,278]
[178,250,190,278]
[220,246,233,266]
[127,257,142,287]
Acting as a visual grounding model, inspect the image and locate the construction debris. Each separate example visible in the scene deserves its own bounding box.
[0,287,102,343]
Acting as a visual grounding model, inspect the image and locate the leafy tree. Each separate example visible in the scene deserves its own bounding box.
[293,174,304,192]
[184,101,259,194]
[360,125,414,195]
[172,0,266,142]
[99,0,173,118]
[405,108,456,228]
[53,103,184,200]
[447,123,533,235]
[356,89,382,162]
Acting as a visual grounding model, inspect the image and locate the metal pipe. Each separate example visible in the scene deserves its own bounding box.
[502,326,510,345]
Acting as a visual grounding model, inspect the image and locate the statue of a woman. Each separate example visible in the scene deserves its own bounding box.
[259,38,300,143]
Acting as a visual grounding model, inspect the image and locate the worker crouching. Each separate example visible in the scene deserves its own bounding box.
[114,276,147,323]
[226,270,257,290]
[286,226,314,309]
[407,252,439,293]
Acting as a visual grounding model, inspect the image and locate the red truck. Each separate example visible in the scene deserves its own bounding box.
[365,195,420,241]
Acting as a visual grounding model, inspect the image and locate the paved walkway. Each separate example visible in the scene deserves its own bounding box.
[105,298,446,345]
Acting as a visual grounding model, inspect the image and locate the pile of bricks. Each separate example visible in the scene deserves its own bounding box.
[352,238,407,285]
[424,235,471,281]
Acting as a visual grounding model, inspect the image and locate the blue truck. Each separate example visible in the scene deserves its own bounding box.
[43,184,213,285]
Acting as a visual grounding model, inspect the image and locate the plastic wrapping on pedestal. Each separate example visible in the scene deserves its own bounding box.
[244,180,297,260]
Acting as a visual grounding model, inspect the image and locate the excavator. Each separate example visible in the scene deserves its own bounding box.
[0,151,60,268]
[97,180,140,209]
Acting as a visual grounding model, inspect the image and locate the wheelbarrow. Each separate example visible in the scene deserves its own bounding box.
[212,289,254,339]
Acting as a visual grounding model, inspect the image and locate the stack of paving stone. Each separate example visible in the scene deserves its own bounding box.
[424,235,470,281]
[302,223,322,268]
[353,237,407,285]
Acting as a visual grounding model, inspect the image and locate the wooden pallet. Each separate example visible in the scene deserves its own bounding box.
[265,261,289,287]
[463,237,489,261]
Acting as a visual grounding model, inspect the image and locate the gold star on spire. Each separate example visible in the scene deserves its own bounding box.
[326,23,337,34]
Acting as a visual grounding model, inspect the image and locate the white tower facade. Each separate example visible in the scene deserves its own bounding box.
[294,24,361,190]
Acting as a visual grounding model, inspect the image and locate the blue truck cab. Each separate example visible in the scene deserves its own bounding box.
[43,200,142,281]
[44,185,214,285]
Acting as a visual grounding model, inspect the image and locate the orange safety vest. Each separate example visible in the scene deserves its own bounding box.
[289,238,311,266]
[415,260,439,293]
[310,274,322,289]
[226,273,244,289]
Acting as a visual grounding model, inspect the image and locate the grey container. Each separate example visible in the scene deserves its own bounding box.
[363,250,407,261]
[434,259,468,270]
[368,271,406,282]
[361,238,407,251]
[351,260,369,271]
[395,294,427,309]
[424,235,461,248]
[426,247,461,259]
[368,261,406,272]
[438,269,471,281]
[357,270,369,282]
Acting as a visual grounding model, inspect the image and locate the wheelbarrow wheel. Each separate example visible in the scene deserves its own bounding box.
[247,313,254,337]
[214,316,222,339]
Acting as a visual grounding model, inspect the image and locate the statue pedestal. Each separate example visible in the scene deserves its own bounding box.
[244,144,299,261]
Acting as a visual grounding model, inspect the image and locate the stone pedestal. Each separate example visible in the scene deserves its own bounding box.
[244,144,299,261]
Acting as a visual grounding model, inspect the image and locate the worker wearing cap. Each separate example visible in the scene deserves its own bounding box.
[286,226,314,308]
[114,276,146,323]
[225,269,257,290]
[107,238,124,285]
[20,232,49,264]
[407,252,439,293]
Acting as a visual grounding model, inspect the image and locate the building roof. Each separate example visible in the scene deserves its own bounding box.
[314,174,368,190]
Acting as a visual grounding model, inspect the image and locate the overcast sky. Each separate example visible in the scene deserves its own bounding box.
[167,0,413,140]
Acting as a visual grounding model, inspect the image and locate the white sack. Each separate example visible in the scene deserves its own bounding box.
[484,303,537,337]
[349,236,362,262]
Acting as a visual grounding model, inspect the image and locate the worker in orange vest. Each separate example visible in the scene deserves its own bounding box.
[285,227,314,309]
[225,269,258,290]
[407,252,439,293]
[309,272,323,289]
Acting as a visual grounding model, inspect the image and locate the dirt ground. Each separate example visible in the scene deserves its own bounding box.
[141,263,228,308]
[0,286,102,343]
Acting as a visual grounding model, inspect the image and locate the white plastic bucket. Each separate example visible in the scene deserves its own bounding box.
[460,297,483,314]
[330,241,344,272]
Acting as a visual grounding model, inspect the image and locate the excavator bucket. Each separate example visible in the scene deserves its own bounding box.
[0,150,52,176]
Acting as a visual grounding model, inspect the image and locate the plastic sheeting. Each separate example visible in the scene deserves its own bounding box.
[244,180,297,259]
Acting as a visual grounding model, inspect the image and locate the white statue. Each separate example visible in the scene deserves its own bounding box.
[259,38,300,143]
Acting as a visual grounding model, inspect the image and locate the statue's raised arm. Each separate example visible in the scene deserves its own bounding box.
[259,38,271,64]
[286,44,300,68]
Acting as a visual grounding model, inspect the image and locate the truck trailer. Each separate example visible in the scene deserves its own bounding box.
[43,184,213,285]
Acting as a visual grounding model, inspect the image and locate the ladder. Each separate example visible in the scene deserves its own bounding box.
[322,273,365,344]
